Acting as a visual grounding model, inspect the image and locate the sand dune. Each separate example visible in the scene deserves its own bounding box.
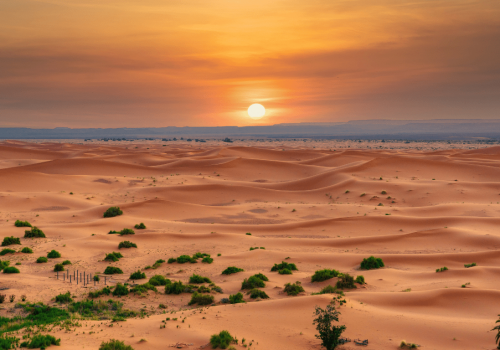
[1,140,500,350]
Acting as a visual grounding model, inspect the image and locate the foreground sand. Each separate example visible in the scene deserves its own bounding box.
[1,140,500,350]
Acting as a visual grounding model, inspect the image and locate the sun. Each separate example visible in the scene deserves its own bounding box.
[247,103,265,119]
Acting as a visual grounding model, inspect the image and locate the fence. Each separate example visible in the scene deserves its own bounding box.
[55,269,109,287]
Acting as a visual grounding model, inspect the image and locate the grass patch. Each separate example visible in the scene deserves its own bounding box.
[54,292,72,303]
[20,334,60,348]
[464,263,476,268]
[436,267,448,272]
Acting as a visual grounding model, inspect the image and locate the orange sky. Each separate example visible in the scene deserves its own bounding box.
[0,0,499,127]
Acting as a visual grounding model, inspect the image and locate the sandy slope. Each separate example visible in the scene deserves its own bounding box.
[1,140,500,350]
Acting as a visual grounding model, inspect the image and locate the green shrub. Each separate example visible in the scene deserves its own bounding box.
[88,286,111,298]
[222,266,244,275]
[104,252,123,262]
[20,334,60,348]
[94,275,100,282]
[313,305,346,350]
[271,261,298,272]
[197,285,211,293]
[24,227,45,238]
[36,257,48,263]
[130,283,158,294]
[54,264,64,272]
[0,335,19,349]
[241,275,265,289]
[113,283,129,296]
[21,247,33,254]
[0,260,10,271]
[2,236,21,246]
[47,250,61,258]
[464,263,477,268]
[167,258,176,263]
[248,289,269,299]
[119,228,135,236]
[202,256,213,264]
[253,273,268,281]
[165,281,184,295]
[129,270,146,280]
[210,330,236,349]
[118,241,137,249]
[188,292,214,306]
[0,249,15,256]
[3,266,20,274]
[360,256,384,270]
[103,207,123,218]
[176,255,196,264]
[62,260,71,265]
[312,269,339,282]
[229,292,244,304]
[149,275,170,286]
[55,291,72,303]
[355,275,365,284]
[317,285,344,295]
[15,220,32,227]
[99,339,134,350]
[336,273,356,289]
[284,281,304,296]
[104,266,123,274]
[279,268,292,275]
[189,274,211,284]
[134,223,146,229]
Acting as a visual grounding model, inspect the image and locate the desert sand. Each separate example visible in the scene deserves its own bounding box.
[1,139,500,350]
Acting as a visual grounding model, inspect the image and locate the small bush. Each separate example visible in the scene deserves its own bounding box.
[311,269,339,282]
[94,275,100,281]
[229,292,244,304]
[0,335,19,349]
[167,258,176,263]
[54,264,64,272]
[3,266,20,274]
[436,267,448,272]
[271,261,298,272]
[103,207,123,218]
[24,226,45,238]
[36,256,48,263]
[99,339,134,350]
[210,330,236,349]
[119,228,135,236]
[284,281,304,296]
[20,334,60,348]
[165,281,184,295]
[188,292,214,306]
[355,275,365,284]
[21,247,33,254]
[47,250,61,258]
[104,252,123,262]
[176,255,196,264]
[88,286,111,298]
[2,236,21,246]
[279,268,292,275]
[464,263,476,268]
[130,270,146,280]
[222,266,244,275]
[0,248,16,256]
[55,291,72,303]
[253,273,269,281]
[131,283,158,295]
[318,285,344,295]
[113,283,129,296]
[104,266,123,274]
[248,289,269,299]
[15,220,32,227]
[241,275,265,289]
[149,275,170,286]
[189,274,211,284]
[118,241,137,249]
[202,256,213,264]
[134,223,146,229]
[0,294,5,303]
[360,256,384,270]
[336,273,357,289]
[62,260,71,265]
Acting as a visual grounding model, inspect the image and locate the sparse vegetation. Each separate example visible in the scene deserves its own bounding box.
[313,305,346,350]
[99,339,134,350]
[464,263,477,268]
[2,236,21,246]
[189,274,211,284]
[20,334,60,348]
[436,267,448,272]
[336,273,357,289]
[360,256,385,270]
[188,292,214,306]
[134,223,146,229]
[210,330,236,349]
[55,291,72,303]
[312,269,340,282]
[222,266,244,275]
[47,250,61,258]
[88,286,111,298]
[104,266,123,274]
[104,252,123,262]
[24,226,46,238]
[271,261,298,274]
[15,220,32,227]
[284,281,304,296]
[103,207,123,218]
[118,241,137,249]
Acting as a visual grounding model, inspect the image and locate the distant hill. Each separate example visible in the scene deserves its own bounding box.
[1,119,499,140]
